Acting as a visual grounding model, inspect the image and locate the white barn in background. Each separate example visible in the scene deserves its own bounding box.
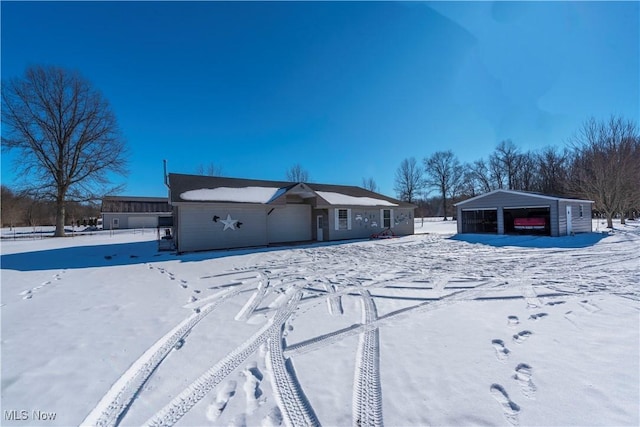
[101,196,172,230]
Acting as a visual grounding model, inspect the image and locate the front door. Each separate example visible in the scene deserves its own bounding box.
[566,205,572,235]
[316,215,323,241]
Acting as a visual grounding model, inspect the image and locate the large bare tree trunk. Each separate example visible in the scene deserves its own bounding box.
[55,201,66,237]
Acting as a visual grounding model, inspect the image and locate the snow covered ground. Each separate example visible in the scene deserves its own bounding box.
[1,219,638,426]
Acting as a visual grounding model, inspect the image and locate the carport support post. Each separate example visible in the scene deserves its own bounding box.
[497,206,505,234]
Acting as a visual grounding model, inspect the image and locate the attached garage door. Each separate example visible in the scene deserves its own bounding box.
[461,209,498,233]
[128,216,158,229]
[267,205,311,244]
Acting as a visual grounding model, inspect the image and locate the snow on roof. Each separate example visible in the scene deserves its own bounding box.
[316,191,398,206]
[180,187,284,203]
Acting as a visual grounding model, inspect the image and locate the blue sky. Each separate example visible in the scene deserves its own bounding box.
[2,1,638,199]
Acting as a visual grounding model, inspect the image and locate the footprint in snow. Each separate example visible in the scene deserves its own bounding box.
[490,384,520,426]
[188,296,198,303]
[513,363,537,399]
[528,313,548,321]
[512,331,532,344]
[546,300,565,306]
[492,339,510,361]
[507,316,519,327]
[262,406,283,427]
[205,380,237,422]
[242,363,264,414]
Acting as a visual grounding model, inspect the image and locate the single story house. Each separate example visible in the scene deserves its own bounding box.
[168,173,416,252]
[454,189,594,237]
[101,196,173,230]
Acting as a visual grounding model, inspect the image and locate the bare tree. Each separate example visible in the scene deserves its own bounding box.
[361,177,378,192]
[195,162,223,176]
[490,140,522,190]
[536,146,569,195]
[467,159,494,194]
[424,151,464,220]
[393,157,423,203]
[285,163,310,182]
[512,151,538,191]
[567,116,640,228]
[2,65,127,236]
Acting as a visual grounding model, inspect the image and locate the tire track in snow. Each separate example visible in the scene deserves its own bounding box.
[82,283,255,427]
[266,316,320,427]
[143,290,302,427]
[286,282,512,357]
[235,272,270,321]
[352,289,383,427]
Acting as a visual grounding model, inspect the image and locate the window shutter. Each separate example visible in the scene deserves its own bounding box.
[347,209,352,230]
[390,209,395,228]
[334,209,339,231]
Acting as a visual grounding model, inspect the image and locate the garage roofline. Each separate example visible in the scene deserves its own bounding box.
[454,189,594,206]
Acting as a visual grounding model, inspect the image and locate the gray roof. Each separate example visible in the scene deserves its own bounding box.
[168,173,415,208]
[454,189,595,206]
[101,196,171,213]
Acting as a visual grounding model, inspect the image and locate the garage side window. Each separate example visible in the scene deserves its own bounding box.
[579,205,584,218]
[335,208,352,230]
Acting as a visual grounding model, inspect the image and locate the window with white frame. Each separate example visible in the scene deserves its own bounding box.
[335,208,351,230]
[382,209,392,228]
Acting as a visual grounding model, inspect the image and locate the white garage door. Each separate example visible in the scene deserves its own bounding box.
[128,216,158,229]
[267,205,311,244]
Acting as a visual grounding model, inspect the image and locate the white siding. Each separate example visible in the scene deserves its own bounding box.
[267,205,312,243]
[178,204,268,252]
[128,216,158,228]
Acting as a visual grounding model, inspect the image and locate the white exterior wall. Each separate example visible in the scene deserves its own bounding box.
[102,213,168,230]
[327,207,414,240]
[267,204,312,243]
[558,201,593,235]
[177,204,268,252]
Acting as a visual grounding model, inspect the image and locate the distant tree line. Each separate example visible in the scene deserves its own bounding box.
[1,185,100,228]
[394,116,640,228]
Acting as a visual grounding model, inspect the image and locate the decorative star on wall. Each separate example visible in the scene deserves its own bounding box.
[220,214,239,231]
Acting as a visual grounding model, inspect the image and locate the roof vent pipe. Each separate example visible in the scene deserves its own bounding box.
[163,160,169,188]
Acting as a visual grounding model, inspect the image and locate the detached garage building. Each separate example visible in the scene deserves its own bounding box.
[168,173,415,253]
[455,190,593,237]
[101,196,173,230]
